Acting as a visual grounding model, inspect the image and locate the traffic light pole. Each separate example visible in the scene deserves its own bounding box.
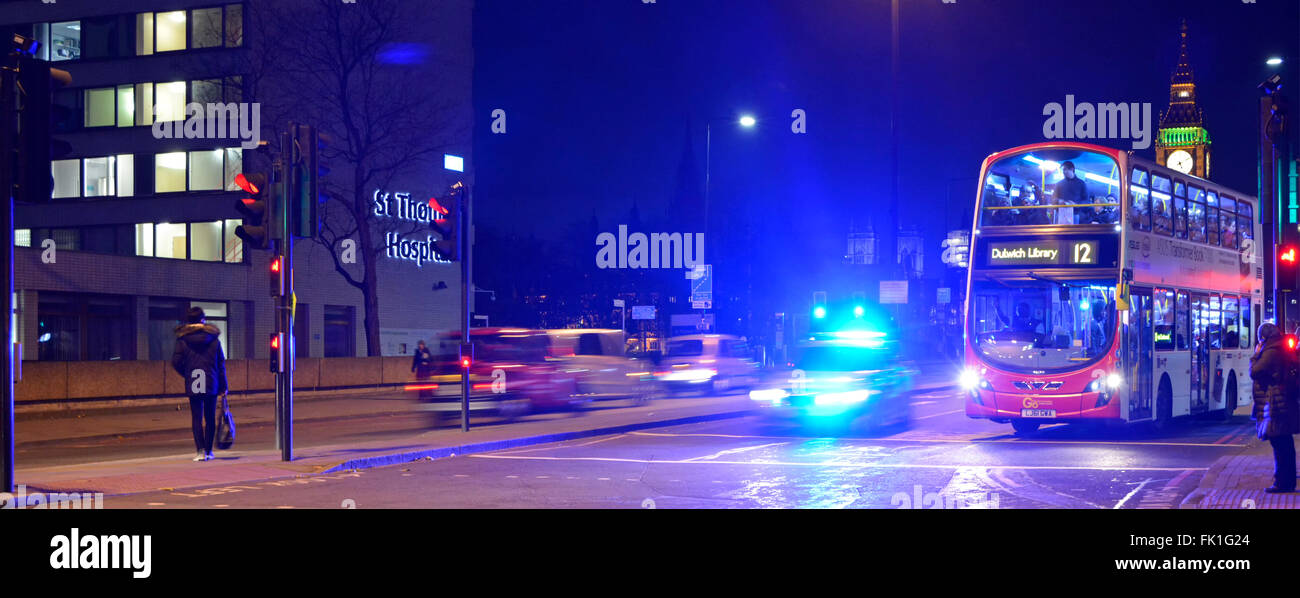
[273,138,294,462]
[460,185,471,432]
[1,55,17,493]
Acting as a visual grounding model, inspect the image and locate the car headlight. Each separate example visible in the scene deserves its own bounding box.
[749,388,789,402]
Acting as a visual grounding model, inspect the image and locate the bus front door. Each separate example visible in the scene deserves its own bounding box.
[1125,288,1154,420]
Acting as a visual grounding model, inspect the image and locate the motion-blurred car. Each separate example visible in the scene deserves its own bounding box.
[656,334,761,395]
[545,329,662,405]
[749,332,915,430]
[417,328,582,423]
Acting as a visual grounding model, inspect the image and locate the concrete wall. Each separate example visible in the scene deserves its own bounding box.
[15,356,418,404]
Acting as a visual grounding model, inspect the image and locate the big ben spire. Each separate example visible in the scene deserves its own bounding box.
[1156,19,1211,178]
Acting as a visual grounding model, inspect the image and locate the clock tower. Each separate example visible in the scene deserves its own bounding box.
[1155,20,1211,178]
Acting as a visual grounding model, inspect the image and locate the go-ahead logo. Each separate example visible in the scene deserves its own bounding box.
[1023,397,1052,409]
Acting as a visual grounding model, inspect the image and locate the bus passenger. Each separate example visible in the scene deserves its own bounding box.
[995,299,1042,334]
[1014,183,1049,225]
[1053,161,1088,225]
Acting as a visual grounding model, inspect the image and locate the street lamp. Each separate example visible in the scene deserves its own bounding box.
[1268,57,1284,66]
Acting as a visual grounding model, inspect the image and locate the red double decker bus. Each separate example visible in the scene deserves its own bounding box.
[961,142,1261,434]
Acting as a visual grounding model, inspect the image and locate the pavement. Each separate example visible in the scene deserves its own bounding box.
[1180,431,1300,509]
[4,360,960,506]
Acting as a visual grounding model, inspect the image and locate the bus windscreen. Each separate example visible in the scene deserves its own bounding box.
[968,278,1117,372]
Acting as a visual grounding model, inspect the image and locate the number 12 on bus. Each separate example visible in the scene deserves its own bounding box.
[962,142,1260,434]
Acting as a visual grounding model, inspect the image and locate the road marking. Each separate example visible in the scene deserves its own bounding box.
[498,434,628,454]
[212,504,228,508]
[628,430,1246,448]
[915,408,965,420]
[469,453,1209,472]
[684,441,789,462]
[147,502,165,506]
[1113,478,1153,509]
[911,400,938,406]
[536,475,551,479]
[1164,468,1196,489]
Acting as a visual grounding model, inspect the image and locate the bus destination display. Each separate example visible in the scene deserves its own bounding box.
[988,240,1099,266]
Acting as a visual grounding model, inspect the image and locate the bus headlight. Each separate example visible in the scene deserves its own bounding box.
[1106,372,1123,390]
[959,370,980,391]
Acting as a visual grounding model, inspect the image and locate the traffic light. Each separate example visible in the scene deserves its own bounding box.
[269,255,286,298]
[269,333,284,373]
[12,55,72,204]
[234,172,274,251]
[431,181,464,261]
[1280,245,1298,293]
[290,124,328,238]
[812,291,828,319]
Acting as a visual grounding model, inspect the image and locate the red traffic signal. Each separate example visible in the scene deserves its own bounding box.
[1286,334,1298,351]
[234,172,273,251]
[269,333,284,373]
[1281,246,1297,264]
[269,256,286,297]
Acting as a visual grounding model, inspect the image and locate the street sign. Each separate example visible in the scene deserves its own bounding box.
[632,305,656,320]
[937,287,951,304]
[691,300,712,310]
[688,264,713,304]
[613,299,625,308]
[880,280,909,304]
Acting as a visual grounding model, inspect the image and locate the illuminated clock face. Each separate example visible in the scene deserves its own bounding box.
[1167,149,1194,174]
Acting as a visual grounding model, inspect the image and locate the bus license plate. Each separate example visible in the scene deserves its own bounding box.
[1021,409,1055,418]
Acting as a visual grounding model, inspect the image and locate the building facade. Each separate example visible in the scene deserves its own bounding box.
[3,0,474,364]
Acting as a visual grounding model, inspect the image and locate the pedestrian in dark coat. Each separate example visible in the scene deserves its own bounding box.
[1250,322,1300,492]
[411,340,435,401]
[171,307,228,462]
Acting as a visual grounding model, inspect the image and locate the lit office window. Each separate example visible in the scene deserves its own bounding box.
[224,149,243,190]
[156,12,187,52]
[116,154,135,197]
[190,150,224,191]
[83,157,115,197]
[116,85,134,127]
[52,159,80,198]
[15,230,31,247]
[48,22,81,61]
[135,223,154,257]
[155,152,187,193]
[134,83,154,126]
[191,221,223,262]
[84,87,115,127]
[155,223,187,259]
[193,8,223,49]
[136,13,154,56]
[223,219,243,263]
[154,81,186,122]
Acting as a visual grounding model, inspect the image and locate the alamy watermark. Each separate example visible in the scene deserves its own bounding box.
[152,102,262,149]
[890,484,1000,509]
[596,225,704,269]
[1,484,105,509]
[1042,95,1151,150]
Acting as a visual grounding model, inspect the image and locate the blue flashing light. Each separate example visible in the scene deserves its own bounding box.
[829,330,886,340]
[813,306,827,319]
[1080,300,1090,310]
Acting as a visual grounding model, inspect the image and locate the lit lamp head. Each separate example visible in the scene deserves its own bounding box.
[10,33,38,56]
[738,115,757,128]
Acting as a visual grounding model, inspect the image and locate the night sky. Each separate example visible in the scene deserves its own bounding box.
[473,0,1299,281]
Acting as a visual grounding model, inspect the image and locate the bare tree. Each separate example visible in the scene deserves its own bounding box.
[211,0,467,356]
